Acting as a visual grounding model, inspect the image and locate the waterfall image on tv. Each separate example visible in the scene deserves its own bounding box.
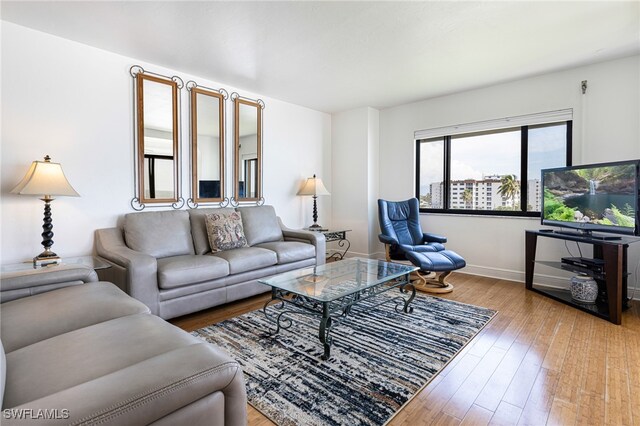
[542,162,639,234]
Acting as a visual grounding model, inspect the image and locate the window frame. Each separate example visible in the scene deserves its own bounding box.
[415,121,572,217]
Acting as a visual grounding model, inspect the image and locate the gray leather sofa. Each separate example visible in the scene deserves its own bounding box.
[0,266,247,425]
[95,205,325,319]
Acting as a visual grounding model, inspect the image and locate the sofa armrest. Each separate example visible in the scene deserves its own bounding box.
[278,218,326,266]
[95,228,160,315]
[0,265,98,303]
[2,344,247,426]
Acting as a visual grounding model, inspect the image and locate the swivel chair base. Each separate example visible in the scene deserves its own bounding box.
[411,270,455,294]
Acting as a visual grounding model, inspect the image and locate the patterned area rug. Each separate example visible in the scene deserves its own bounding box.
[192,292,496,426]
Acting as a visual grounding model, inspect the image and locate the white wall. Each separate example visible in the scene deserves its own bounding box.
[377,55,640,288]
[330,107,382,257]
[331,108,370,256]
[0,22,331,263]
[367,107,381,255]
[3,21,638,294]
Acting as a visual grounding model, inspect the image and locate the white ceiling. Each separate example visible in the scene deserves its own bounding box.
[2,1,639,113]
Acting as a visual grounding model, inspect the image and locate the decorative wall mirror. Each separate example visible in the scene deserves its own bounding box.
[130,66,183,210]
[232,94,264,205]
[187,82,228,208]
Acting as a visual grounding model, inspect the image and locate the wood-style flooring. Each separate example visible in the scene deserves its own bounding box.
[170,272,640,426]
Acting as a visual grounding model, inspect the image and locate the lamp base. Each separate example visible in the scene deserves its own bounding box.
[34,247,61,267]
[307,224,328,232]
[33,255,61,268]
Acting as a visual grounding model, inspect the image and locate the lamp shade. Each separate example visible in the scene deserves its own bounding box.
[11,156,79,198]
[297,174,330,196]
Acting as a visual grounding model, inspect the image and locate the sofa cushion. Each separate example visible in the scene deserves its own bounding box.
[157,255,230,289]
[205,211,248,252]
[3,313,203,409]
[0,282,150,353]
[5,344,244,425]
[212,247,277,274]
[124,211,194,258]
[237,205,283,246]
[188,208,236,255]
[255,241,316,265]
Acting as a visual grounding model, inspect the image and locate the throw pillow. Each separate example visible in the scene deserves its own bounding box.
[204,211,249,253]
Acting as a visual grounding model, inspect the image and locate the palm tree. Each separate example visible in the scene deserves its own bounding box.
[420,194,432,208]
[498,174,519,210]
[462,189,473,209]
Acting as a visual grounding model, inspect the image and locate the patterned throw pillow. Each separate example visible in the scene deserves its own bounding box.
[204,211,249,253]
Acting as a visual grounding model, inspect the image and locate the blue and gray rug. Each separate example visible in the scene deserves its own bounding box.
[192,292,496,426]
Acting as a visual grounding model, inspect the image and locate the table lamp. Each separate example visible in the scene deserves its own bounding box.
[11,155,80,266]
[297,174,330,231]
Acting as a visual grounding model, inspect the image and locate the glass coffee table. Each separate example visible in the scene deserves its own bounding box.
[259,258,418,360]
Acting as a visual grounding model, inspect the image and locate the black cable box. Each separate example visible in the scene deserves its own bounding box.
[561,257,605,271]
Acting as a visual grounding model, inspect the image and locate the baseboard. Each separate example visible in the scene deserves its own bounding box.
[337,250,378,259]
[369,251,386,260]
[460,264,571,287]
[331,252,639,301]
[463,264,639,299]
[325,250,382,261]
[342,257,576,287]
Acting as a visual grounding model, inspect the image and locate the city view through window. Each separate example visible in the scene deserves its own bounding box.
[418,123,568,213]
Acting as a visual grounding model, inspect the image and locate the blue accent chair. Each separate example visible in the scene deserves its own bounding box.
[378,198,466,293]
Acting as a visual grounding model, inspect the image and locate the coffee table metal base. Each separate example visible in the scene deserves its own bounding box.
[262,273,415,360]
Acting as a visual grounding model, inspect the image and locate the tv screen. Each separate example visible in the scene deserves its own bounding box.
[199,180,220,199]
[541,160,640,236]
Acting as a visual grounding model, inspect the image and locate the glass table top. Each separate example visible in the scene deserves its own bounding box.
[259,258,417,302]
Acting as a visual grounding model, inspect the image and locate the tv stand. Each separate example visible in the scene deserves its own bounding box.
[551,229,621,241]
[525,230,635,325]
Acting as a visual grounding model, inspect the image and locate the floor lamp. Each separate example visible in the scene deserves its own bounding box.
[297,174,330,231]
[11,155,80,266]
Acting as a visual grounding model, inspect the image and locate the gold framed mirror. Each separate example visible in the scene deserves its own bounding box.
[130,66,182,209]
[233,96,263,204]
[188,83,227,207]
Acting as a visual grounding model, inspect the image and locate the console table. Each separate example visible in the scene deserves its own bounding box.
[525,230,637,325]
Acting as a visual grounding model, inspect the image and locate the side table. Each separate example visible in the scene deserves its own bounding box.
[0,256,110,303]
[1,256,111,273]
[304,228,352,261]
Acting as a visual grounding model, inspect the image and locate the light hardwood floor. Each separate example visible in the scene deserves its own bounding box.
[171,272,640,426]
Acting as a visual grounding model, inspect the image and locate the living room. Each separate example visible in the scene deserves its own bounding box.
[1,1,639,425]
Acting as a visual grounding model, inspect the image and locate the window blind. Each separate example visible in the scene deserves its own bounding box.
[414,109,573,140]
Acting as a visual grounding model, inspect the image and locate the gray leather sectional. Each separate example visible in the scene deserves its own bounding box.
[0,263,99,303]
[95,205,326,319]
[0,266,247,425]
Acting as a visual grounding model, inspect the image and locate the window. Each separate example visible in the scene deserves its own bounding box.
[417,138,445,209]
[416,118,571,216]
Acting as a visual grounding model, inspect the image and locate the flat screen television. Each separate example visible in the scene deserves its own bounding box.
[541,159,640,237]
[199,180,221,199]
